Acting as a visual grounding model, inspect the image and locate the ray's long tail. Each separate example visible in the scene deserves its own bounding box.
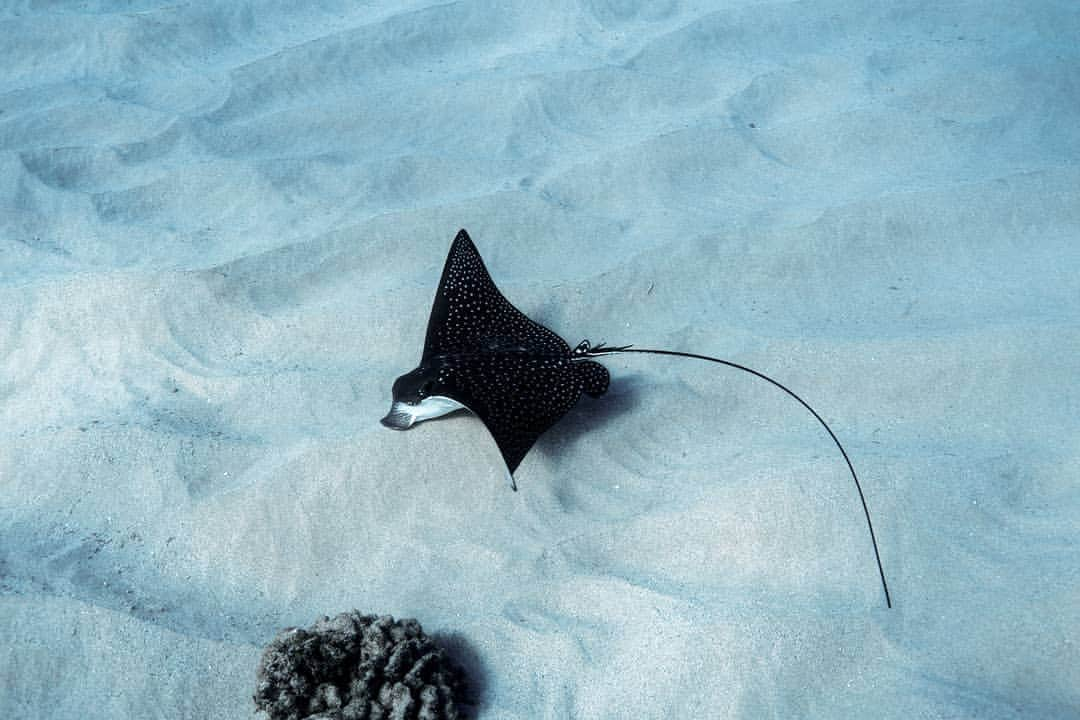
[579,341,892,609]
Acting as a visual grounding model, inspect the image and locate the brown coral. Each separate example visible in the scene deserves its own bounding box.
[254,611,465,720]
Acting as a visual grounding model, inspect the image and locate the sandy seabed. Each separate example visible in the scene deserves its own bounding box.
[2,2,1078,718]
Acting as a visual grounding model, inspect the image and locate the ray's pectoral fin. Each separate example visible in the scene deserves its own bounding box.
[423,229,571,360]
[486,426,542,478]
[470,364,605,485]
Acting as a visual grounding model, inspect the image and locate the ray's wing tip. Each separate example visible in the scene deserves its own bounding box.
[450,228,479,258]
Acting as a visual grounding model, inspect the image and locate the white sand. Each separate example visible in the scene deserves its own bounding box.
[3,2,1079,718]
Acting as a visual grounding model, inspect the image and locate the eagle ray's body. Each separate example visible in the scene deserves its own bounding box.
[381,230,608,480]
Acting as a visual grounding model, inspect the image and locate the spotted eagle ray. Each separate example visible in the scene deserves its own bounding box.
[382,229,892,607]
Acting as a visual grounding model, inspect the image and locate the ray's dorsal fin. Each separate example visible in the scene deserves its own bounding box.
[423,229,569,361]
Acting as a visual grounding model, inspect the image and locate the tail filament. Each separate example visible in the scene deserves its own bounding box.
[583,341,892,609]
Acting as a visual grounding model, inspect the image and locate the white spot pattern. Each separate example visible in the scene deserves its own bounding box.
[398,229,610,474]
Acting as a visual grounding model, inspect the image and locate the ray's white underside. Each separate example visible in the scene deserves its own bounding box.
[384,396,466,428]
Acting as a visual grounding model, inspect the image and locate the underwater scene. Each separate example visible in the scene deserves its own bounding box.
[2,2,1078,718]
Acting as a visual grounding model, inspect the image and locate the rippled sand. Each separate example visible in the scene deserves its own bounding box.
[2,2,1079,718]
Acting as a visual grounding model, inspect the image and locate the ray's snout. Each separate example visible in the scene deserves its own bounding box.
[380,402,416,430]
